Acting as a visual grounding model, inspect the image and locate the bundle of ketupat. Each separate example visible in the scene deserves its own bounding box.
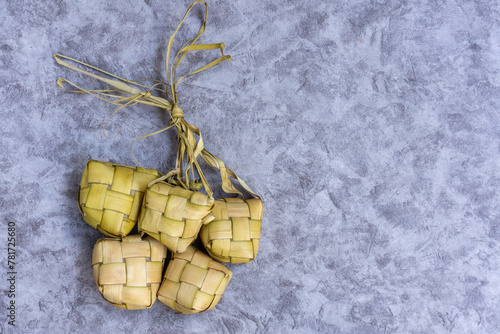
[56,1,263,314]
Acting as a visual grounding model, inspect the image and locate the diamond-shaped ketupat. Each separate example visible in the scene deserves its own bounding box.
[91,235,167,309]
[200,198,263,263]
[79,160,159,237]
[157,245,232,313]
[138,182,215,253]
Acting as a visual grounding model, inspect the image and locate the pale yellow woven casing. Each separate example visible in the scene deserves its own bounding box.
[79,160,159,237]
[200,198,263,264]
[91,234,167,310]
[138,182,214,253]
[157,245,232,314]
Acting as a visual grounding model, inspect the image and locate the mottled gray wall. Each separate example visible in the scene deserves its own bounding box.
[1,0,500,333]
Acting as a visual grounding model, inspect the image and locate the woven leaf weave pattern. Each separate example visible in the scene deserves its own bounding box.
[79,160,159,237]
[139,182,214,253]
[200,198,263,263]
[91,235,167,310]
[157,245,232,314]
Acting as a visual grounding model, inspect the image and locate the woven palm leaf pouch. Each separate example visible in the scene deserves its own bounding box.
[157,245,232,314]
[79,160,159,237]
[200,198,263,264]
[91,234,167,309]
[138,181,214,253]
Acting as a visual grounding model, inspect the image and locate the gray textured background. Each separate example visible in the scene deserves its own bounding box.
[1,0,500,333]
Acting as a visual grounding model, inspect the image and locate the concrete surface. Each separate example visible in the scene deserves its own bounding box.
[1,0,500,333]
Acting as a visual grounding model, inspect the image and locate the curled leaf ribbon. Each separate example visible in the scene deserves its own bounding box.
[55,0,259,199]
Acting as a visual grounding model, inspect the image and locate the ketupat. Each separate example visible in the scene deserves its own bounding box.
[200,198,263,263]
[79,160,159,237]
[91,234,167,309]
[157,245,232,314]
[138,181,215,253]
